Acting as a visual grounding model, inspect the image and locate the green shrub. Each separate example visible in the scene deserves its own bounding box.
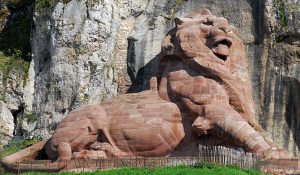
[34,0,56,11]
[169,0,185,19]
[0,18,32,62]
[24,113,39,123]
[0,95,6,102]
[278,1,288,28]
[0,51,30,86]
[273,0,288,29]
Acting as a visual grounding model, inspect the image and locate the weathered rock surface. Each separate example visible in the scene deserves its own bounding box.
[0,0,32,146]
[260,0,300,157]
[0,101,14,146]
[0,0,299,156]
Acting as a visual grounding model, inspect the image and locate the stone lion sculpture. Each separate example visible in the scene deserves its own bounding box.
[1,9,289,172]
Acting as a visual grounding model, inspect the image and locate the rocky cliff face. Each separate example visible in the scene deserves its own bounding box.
[0,0,32,147]
[260,0,300,157]
[0,0,299,156]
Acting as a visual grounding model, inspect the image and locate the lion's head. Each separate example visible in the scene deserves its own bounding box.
[159,9,257,129]
[161,9,249,79]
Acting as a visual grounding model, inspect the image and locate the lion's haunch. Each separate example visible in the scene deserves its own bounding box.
[45,90,184,160]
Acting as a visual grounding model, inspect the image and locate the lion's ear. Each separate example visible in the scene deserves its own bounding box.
[174,18,184,26]
[180,9,212,23]
[174,17,193,27]
[187,8,212,17]
[199,8,212,15]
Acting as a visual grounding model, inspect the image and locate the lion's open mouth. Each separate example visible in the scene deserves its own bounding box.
[211,37,232,61]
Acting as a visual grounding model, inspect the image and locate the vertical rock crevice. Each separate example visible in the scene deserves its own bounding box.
[10,105,24,137]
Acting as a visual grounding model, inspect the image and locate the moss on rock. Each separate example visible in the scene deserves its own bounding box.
[34,0,56,11]
[23,113,39,123]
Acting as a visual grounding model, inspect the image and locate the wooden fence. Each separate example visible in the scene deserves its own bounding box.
[198,145,259,169]
[12,145,260,172]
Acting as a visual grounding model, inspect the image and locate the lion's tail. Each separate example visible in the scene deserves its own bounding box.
[1,140,66,172]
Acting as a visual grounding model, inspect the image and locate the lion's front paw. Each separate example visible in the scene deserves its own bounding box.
[192,117,214,136]
[263,147,291,159]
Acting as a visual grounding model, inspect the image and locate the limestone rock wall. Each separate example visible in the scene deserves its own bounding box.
[0,0,32,148]
[0,101,14,146]
[261,0,300,157]
[0,0,299,156]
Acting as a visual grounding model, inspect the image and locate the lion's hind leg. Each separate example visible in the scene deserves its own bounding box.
[56,142,72,161]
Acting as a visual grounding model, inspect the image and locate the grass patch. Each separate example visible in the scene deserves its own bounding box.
[3,164,262,175]
[21,138,42,149]
[0,140,23,174]
[0,140,23,159]
[0,138,43,173]
[0,138,41,160]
